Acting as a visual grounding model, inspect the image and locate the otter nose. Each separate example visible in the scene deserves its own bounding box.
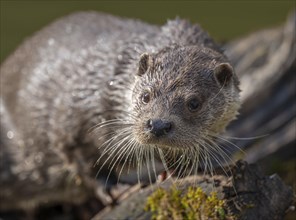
[146,119,172,137]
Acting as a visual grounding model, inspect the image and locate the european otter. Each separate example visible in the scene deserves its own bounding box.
[0,11,240,211]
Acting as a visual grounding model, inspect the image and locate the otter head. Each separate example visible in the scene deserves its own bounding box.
[132,46,240,153]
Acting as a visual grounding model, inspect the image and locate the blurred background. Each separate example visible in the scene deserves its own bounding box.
[1,1,295,219]
[1,0,294,178]
[0,1,294,62]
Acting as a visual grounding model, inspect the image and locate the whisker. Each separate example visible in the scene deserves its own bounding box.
[218,134,269,140]
[117,137,137,182]
[117,137,134,183]
[145,147,153,185]
[136,142,144,184]
[104,130,137,185]
[208,133,246,156]
[204,137,239,195]
[95,128,131,176]
[203,141,228,175]
[157,148,174,184]
[89,120,133,134]
[150,147,159,184]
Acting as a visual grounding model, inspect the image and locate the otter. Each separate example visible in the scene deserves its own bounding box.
[0,11,240,211]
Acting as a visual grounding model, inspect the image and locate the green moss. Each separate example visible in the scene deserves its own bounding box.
[145,186,234,220]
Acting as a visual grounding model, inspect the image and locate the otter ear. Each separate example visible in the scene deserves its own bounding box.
[214,63,234,86]
[137,53,152,76]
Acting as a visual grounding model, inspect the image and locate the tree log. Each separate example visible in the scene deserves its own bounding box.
[94,161,293,220]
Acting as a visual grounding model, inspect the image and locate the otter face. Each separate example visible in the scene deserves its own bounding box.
[94,46,240,179]
[132,46,240,150]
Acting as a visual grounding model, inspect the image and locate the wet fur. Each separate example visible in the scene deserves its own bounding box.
[0,11,240,210]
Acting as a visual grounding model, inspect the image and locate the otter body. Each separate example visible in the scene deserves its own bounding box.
[0,12,240,210]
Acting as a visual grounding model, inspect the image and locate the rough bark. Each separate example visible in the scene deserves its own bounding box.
[93,161,293,220]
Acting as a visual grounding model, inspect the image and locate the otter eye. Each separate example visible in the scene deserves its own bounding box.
[141,92,151,104]
[187,98,200,112]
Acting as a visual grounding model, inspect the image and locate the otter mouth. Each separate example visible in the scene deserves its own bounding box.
[136,130,186,150]
[138,136,174,148]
